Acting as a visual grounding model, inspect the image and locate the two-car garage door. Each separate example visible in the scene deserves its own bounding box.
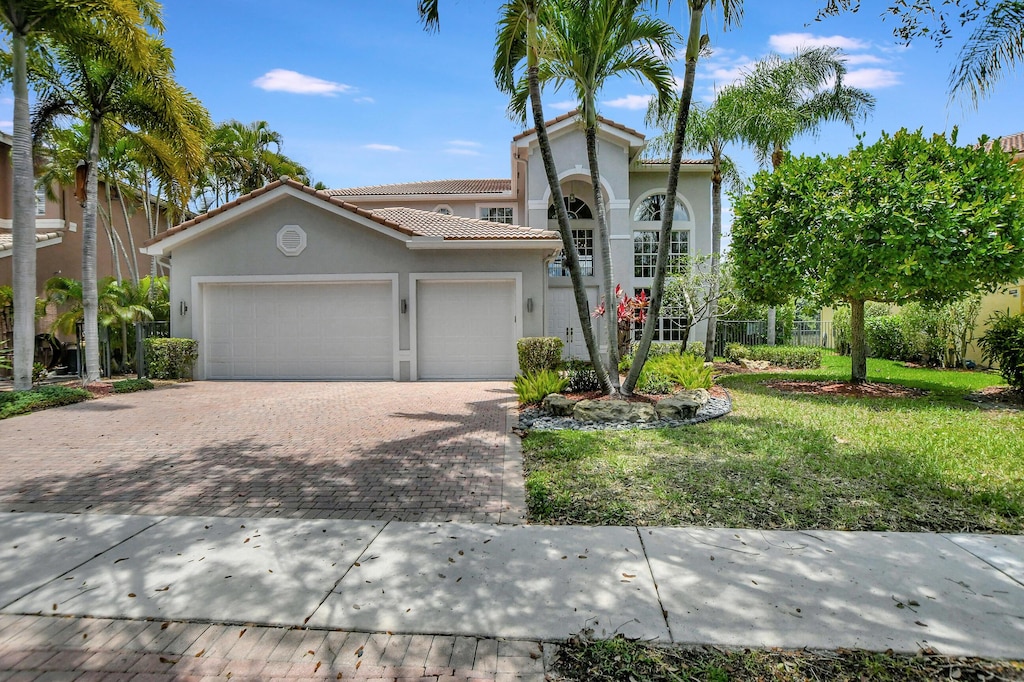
[203,281,394,380]
[201,278,517,380]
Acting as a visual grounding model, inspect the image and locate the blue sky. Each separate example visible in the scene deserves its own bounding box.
[6,1,1023,192]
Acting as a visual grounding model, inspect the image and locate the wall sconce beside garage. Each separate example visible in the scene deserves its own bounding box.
[277,225,307,256]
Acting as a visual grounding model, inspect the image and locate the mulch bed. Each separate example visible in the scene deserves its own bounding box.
[965,385,1024,411]
[765,379,928,399]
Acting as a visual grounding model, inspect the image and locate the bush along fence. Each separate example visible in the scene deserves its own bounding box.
[143,338,198,379]
[714,319,834,357]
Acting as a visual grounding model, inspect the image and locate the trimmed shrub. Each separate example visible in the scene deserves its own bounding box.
[144,338,198,379]
[562,359,602,393]
[977,311,1024,391]
[684,342,706,360]
[0,385,90,420]
[513,369,569,405]
[746,345,823,369]
[517,337,564,375]
[112,378,155,394]
[865,314,913,360]
[724,342,750,363]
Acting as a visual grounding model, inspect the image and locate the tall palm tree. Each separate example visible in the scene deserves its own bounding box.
[647,91,742,360]
[623,0,742,394]
[505,0,677,395]
[32,32,206,384]
[0,0,153,390]
[725,46,874,344]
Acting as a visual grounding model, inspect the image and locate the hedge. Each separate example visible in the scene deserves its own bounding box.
[746,345,822,369]
[517,337,563,375]
[144,338,198,379]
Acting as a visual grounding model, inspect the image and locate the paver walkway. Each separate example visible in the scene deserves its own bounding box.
[0,382,525,523]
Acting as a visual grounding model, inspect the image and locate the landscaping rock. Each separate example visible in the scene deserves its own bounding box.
[738,358,771,371]
[574,399,657,423]
[542,393,577,417]
[655,389,710,420]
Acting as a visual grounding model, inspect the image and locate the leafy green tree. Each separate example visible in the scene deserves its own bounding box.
[0,0,153,390]
[648,93,742,360]
[32,30,205,384]
[504,0,677,395]
[731,128,1024,383]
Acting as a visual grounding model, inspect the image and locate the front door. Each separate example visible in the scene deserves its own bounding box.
[547,287,599,360]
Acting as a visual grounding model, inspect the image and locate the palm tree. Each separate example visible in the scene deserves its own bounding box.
[725,46,874,344]
[622,0,742,395]
[32,32,206,384]
[950,1,1024,104]
[505,0,677,395]
[647,92,742,360]
[0,0,153,390]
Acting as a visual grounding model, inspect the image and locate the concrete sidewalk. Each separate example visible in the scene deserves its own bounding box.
[1,512,1022,678]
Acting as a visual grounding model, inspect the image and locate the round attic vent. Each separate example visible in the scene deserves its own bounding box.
[277,225,306,256]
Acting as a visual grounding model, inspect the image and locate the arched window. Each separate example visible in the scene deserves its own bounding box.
[433,205,452,215]
[548,195,593,220]
[633,193,688,222]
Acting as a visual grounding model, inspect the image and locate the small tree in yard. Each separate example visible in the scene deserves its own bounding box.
[661,255,738,353]
[731,128,1024,383]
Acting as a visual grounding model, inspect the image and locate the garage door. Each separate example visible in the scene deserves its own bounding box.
[203,281,393,379]
[417,280,517,380]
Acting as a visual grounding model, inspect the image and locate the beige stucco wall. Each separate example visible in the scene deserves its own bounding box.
[166,194,553,379]
[967,282,1024,365]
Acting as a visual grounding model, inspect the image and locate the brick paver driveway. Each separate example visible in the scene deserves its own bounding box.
[0,382,524,523]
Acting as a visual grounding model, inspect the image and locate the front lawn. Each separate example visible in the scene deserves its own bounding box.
[523,356,1023,532]
[0,385,91,419]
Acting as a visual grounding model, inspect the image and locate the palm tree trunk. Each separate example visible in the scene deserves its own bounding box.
[526,4,610,391]
[624,2,704,394]
[117,185,141,284]
[102,186,123,283]
[82,118,103,384]
[585,120,620,395]
[704,166,723,360]
[766,142,784,346]
[11,31,35,391]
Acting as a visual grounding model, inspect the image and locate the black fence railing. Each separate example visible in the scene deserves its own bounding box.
[714,319,835,356]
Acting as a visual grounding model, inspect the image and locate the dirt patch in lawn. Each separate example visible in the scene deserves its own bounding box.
[765,379,928,399]
[965,385,1024,411]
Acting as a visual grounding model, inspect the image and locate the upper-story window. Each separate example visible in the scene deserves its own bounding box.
[34,188,47,216]
[633,230,688,279]
[548,229,594,277]
[480,206,514,224]
[633,193,688,222]
[433,205,452,215]
[548,196,593,220]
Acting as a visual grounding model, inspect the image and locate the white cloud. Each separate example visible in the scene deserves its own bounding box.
[0,120,11,132]
[445,148,482,156]
[769,33,870,53]
[844,68,901,89]
[448,140,482,148]
[548,100,578,112]
[842,54,886,66]
[604,94,653,110]
[363,143,403,152]
[252,69,354,96]
[354,96,375,104]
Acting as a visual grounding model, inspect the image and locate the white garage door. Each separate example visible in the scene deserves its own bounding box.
[417,280,517,380]
[203,281,393,380]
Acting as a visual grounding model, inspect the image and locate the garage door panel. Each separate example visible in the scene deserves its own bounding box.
[203,281,393,380]
[417,280,517,380]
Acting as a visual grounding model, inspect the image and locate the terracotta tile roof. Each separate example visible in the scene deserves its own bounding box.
[995,132,1024,153]
[144,178,557,248]
[327,179,511,196]
[0,230,62,254]
[512,109,645,142]
[372,207,557,240]
[636,158,714,165]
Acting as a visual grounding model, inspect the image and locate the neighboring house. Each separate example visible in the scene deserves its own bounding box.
[143,111,713,381]
[0,131,170,341]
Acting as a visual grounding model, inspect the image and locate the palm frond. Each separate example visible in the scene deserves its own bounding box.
[950,1,1024,105]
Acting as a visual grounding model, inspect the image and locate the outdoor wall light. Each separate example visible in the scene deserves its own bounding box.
[179,301,188,316]
[526,298,534,313]
[401,298,408,314]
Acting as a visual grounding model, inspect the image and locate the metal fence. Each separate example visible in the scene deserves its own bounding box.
[714,319,835,356]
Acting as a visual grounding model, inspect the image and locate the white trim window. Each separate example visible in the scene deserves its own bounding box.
[548,229,594,277]
[633,230,688,279]
[433,204,453,215]
[634,287,690,342]
[34,187,47,216]
[479,206,514,224]
[633,193,689,222]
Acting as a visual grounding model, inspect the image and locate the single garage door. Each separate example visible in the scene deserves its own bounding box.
[417,279,517,379]
[203,281,393,379]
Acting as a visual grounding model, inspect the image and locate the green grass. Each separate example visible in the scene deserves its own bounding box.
[0,385,91,419]
[523,356,1023,532]
[555,635,1024,682]
[112,378,155,394]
